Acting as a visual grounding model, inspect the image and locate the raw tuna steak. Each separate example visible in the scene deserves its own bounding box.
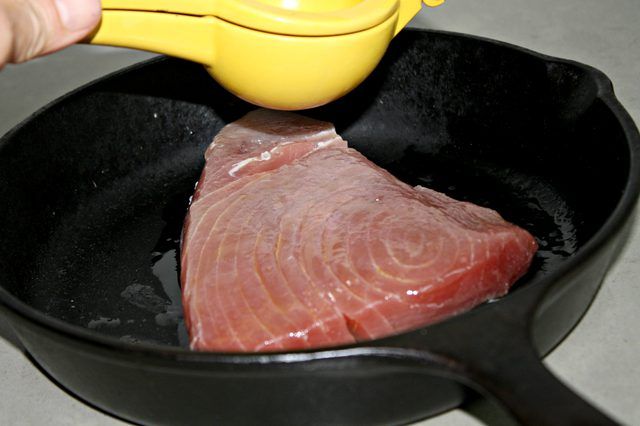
[181,110,537,352]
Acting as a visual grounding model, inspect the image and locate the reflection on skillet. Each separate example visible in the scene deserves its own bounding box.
[29,147,577,348]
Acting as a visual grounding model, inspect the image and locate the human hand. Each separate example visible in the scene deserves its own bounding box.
[0,0,101,68]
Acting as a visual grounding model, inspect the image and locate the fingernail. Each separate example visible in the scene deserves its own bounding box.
[54,0,101,32]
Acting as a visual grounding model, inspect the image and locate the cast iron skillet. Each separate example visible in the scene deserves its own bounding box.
[0,29,638,425]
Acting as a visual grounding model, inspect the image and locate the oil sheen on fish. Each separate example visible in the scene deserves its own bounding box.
[181,110,538,352]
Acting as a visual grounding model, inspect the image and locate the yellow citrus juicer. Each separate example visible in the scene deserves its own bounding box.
[87,0,445,110]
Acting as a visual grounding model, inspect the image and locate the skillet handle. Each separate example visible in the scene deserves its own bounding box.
[0,302,24,350]
[381,305,620,426]
[460,337,619,425]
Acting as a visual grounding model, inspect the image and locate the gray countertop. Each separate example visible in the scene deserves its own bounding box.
[1,0,639,424]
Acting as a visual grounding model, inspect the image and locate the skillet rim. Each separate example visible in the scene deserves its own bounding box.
[0,28,638,362]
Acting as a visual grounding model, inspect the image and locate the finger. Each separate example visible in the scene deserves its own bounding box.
[0,0,101,66]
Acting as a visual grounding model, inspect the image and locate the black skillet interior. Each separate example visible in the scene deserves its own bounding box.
[0,29,636,425]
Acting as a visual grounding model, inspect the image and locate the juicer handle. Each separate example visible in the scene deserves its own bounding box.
[423,0,445,6]
[85,11,216,66]
[395,0,445,36]
[101,0,218,15]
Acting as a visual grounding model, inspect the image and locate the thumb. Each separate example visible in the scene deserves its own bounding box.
[0,0,101,66]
